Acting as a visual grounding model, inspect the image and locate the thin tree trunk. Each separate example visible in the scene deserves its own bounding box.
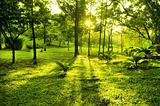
[108,30,110,52]
[31,0,37,64]
[110,26,113,52]
[88,30,91,56]
[0,33,2,50]
[59,41,62,47]
[74,0,79,57]
[121,32,123,54]
[98,1,102,56]
[12,45,15,64]
[102,27,106,55]
[80,32,83,53]
[68,36,70,51]
[98,29,102,55]
[43,23,46,51]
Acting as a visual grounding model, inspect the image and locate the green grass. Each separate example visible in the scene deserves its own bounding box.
[0,47,160,106]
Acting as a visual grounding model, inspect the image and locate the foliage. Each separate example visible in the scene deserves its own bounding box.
[26,40,44,49]
[127,52,145,68]
[5,38,23,50]
[99,52,113,62]
[55,61,69,72]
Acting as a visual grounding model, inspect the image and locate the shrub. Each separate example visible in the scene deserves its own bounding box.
[127,52,145,68]
[26,41,33,49]
[99,52,113,62]
[5,38,23,50]
[55,61,69,72]
[26,40,44,49]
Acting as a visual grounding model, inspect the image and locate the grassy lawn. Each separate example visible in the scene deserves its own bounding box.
[0,48,160,106]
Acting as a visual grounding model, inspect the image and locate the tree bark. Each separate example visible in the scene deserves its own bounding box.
[102,27,106,55]
[11,45,15,64]
[88,30,91,56]
[108,30,110,52]
[98,30,102,55]
[68,36,70,51]
[121,32,123,54]
[110,26,113,52]
[0,33,2,50]
[31,0,37,64]
[43,23,46,51]
[98,1,102,56]
[74,0,79,57]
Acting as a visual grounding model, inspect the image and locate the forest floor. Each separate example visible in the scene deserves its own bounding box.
[0,48,160,106]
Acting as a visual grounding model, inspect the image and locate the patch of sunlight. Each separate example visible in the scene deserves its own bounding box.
[56,71,82,105]
[67,69,79,78]
[5,80,27,90]
[6,63,56,80]
[98,81,136,105]
[113,73,129,79]
[4,63,57,91]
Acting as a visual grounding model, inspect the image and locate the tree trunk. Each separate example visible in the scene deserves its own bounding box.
[68,37,70,51]
[108,30,110,52]
[102,27,106,55]
[43,23,46,51]
[59,41,62,47]
[12,45,15,64]
[74,0,79,57]
[98,29,102,55]
[110,26,113,52]
[31,0,37,64]
[0,33,2,50]
[98,1,102,56]
[80,32,83,53]
[121,32,123,54]
[88,30,91,56]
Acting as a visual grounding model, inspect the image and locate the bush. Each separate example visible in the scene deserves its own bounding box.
[5,38,23,50]
[127,52,145,68]
[99,52,113,62]
[26,40,44,49]
[26,41,33,49]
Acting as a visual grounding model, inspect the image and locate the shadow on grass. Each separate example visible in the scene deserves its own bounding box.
[0,56,76,106]
[1,55,160,105]
[79,57,110,105]
[107,64,160,105]
[1,73,67,106]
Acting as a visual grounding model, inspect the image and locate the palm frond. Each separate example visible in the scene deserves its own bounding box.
[55,61,69,72]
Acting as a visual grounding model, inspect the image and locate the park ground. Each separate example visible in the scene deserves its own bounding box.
[0,47,160,106]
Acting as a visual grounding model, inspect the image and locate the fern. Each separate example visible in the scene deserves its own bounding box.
[55,61,69,72]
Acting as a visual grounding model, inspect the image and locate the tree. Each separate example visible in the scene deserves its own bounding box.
[0,33,2,50]
[22,0,51,64]
[0,0,29,63]
[30,0,37,64]
[38,1,51,51]
[57,0,86,57]
[109,0,160,52]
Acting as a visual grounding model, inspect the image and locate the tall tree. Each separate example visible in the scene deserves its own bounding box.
[87,0,92,57]
[74,0,79,57]
[31,0,37,64]
[38,1,51,51]
[98,1,103,55]
[57,0,86,57]
[0,33,2,50]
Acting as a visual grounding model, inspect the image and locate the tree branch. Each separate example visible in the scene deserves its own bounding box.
[143,23,151,40]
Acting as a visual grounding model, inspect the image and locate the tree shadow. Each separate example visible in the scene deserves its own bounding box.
[107,65,160,105]
[1,73,66,106]
[79,56,110,105]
